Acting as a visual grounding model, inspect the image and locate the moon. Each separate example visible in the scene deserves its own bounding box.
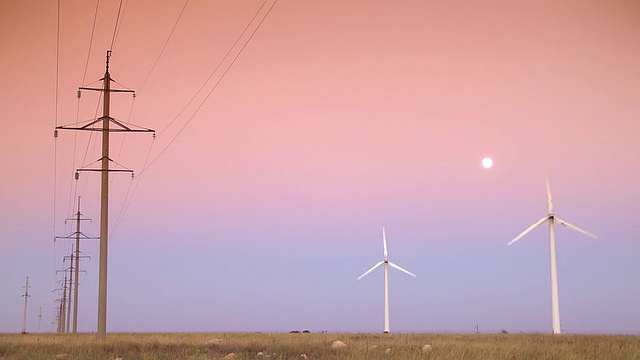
[482,157,493,169]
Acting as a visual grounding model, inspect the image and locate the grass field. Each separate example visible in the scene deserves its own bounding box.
[1,332,639,359]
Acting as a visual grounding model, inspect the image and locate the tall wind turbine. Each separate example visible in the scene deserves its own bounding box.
[358,227,416,333]
[508,176,596,334]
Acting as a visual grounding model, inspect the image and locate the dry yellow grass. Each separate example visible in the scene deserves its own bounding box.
[1,332,639,359]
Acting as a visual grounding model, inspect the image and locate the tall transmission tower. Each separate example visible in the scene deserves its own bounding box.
[55,197,96,333]
[21,276,30,334]
[56,50,155,340]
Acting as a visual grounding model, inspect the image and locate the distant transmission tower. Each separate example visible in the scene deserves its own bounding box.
[56,50,155,340]
[38,307,42,332]
[54,275,68,333]
[66,251,73,333]
[21,276,30,334]
[62,247,87,333]
[55,197,96,333]
[52,286,63,333]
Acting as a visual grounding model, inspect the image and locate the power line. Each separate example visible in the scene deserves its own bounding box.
[110,97,136,188]
[141,0,279,174]
[138,0,190,94]
[111,0,130,50]
[110,137,155,238]
[109,0,124,51]
[110,0,279,236]
[155,0,270,138]
[65,92,102,221]
[54,0,60,129]
[53,0,61,295]
[82,0,100,85]
[64,0,101,226]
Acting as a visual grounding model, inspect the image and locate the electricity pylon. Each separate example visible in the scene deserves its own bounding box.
[62,248,86,333]
[56,50,155,340]
[38,307,42,332]
[21,276,30,334]
[52,288,62,333]
[55,197,96,333]
[54,275,68,333]
[66,273,73,332]
[55,299,62,333]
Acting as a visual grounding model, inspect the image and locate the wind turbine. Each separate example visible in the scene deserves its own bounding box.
[358,227,416,333]
[508,176,597,334]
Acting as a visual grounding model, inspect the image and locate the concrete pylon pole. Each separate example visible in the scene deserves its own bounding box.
[97,51,112,341]
[21,276,29,334]
[38,307,42,332]
[66,271,72,333]
[73,199,81,333]
[60,277,67,333]
[57,297,63,333]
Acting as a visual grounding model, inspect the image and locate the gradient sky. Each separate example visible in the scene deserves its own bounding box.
[1,0,639,334]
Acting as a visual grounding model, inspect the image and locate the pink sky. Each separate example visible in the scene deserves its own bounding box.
[1,0,639,334]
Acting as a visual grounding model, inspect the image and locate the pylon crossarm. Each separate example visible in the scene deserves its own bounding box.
[55,233,98,240]
[57,116,153,133]
[79,86,134,94]
[56,117,103,130]
[78,232,99,240]
[109,117,154,132]
[64,216,93,223]
[64,255,89,261]
[108,128,155,132]
[77,168,133,173]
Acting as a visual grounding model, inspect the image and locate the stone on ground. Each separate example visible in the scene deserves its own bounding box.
[206,338,225,346]
[331,340,347,349]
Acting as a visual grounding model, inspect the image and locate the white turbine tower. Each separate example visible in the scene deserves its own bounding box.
[358,227,416,333]
[508,176,597,334]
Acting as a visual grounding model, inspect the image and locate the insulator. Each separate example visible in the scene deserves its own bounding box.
[75,172,79,180]
[54,129,58,138]
[132,92,136,98]
[77,90,81,99]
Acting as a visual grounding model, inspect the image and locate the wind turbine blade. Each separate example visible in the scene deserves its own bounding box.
[508,216,549,245]
[388,261,416,278]
[357,261,384,280]
[555,217,597,239]
[546,175,554,214]
[382,227,388,259]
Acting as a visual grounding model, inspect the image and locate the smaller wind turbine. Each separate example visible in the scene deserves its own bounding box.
[508,176,597,334]
[358,227,415,333]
